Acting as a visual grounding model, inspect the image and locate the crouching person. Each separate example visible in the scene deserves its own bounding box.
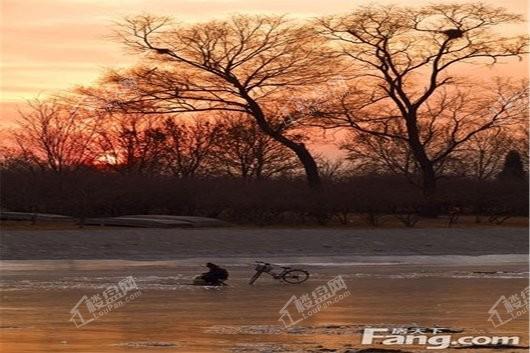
[194,262,228,286]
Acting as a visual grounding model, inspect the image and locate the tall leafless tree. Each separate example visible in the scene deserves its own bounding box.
[318,3,528,200]
[337,82,528,181]
[89,15,341,188]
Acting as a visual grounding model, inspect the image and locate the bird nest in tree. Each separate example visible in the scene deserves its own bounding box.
[442,29,463,39]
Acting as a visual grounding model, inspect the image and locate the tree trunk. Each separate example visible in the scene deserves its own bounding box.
[265,132,321,188]
[405,113,438,216]
[288,142,321,188]
[419,163,438,217]
[421,163,436,198]
[242,93,322,188]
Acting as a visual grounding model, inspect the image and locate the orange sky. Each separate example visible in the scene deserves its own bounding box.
[0,0,528,131]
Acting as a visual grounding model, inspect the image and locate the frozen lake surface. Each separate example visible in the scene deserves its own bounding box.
[1,255,528,352]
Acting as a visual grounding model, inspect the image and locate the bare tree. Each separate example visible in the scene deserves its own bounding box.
[212,113,299,179]
[341,131,418,177]
[0,146,37,172]
[335,82,528,183]
[12,98,100,172]
[91,15,340,188]
[95,113,167,174]
[451,128,528,180]
[162,118,223,178]
[316,157,347,180]
[318,3,528,199]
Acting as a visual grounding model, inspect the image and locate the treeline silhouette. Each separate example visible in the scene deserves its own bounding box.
[1,99,527,225]
[1,167,527,226]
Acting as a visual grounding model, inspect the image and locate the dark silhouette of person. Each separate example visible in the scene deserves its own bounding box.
[199,263,228,286]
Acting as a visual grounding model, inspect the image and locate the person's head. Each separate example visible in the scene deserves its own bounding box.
[206,262,217,269]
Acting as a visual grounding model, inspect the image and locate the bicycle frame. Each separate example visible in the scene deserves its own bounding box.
[252,262,289,280]
[260,268,288,279]
[250,261,309,285]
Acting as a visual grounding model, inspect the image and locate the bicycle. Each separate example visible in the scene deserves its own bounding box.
[249,261,309,285]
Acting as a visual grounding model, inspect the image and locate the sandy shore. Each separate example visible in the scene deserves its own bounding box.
[1,227,528,260]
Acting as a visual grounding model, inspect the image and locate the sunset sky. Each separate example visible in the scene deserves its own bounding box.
[0,0,528,129]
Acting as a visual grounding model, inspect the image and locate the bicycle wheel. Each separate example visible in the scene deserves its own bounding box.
[281,269,309,284]
[249,271,262,285]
